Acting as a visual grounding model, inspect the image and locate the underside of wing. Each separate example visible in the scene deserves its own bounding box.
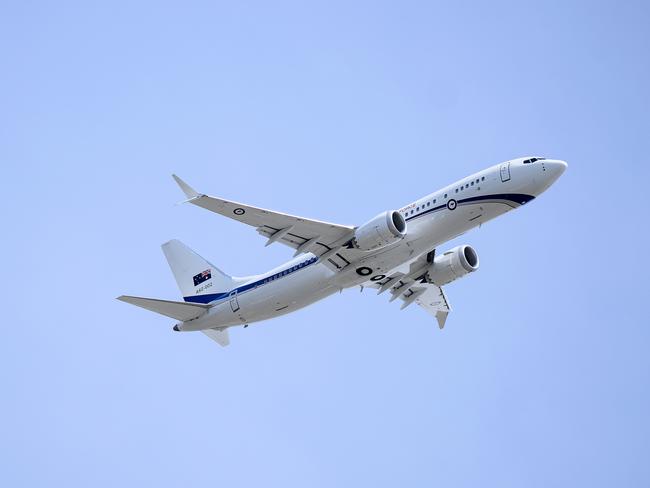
[173,175,364,271]
[412,285,451,329]
[364,255,452,329]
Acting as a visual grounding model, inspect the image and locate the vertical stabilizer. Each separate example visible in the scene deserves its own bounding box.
[162,239,241,303]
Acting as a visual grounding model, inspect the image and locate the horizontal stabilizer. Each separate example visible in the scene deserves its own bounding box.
[117,295,209,321]
[202,328,230,347]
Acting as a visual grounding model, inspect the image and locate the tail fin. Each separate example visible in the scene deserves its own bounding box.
[162,239,240,304]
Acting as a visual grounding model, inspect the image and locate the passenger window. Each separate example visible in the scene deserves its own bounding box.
[427,202,430,207]
[433,199,436,203]
[416,206,419,211]
[444,193,447,198]
[481,176,485,181]
[471,181,474,186]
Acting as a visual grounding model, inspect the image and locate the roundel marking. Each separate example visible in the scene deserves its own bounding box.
[447,199,457,211]
[356,266,373,276]
[370,274,386,282]
[233,208,246,215]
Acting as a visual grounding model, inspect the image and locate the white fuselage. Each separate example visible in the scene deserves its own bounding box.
[178,157,567,331]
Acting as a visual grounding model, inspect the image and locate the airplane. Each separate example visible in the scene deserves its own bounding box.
[118,156,567,347]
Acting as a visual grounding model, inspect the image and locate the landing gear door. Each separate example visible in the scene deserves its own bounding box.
[229,290,240,313]
[500,162,511,182]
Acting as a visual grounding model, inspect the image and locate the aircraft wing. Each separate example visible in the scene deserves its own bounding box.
[364,255,452,329]
[173,175,362,270]
[409,284,451,329]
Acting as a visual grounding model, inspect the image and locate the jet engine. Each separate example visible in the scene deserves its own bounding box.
[424,245,479,286]
[353,210,407,251]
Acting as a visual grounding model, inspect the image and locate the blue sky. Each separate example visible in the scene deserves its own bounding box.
[2,1,649,486]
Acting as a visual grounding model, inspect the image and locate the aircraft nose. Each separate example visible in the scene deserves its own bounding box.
[549,159,568,175]
[527,159,567,196]
[545,159,568,183]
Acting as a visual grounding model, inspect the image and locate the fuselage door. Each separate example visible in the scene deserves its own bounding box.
[500,162,511,182]
[229,290,240,313]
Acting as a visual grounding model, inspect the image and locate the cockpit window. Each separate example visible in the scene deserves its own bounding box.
[523,157,547,164]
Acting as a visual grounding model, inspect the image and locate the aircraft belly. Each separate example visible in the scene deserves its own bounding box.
[235,263,337,323]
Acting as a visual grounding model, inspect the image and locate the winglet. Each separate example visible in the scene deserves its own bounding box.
[436,311,448,329]
[172,174,200,199]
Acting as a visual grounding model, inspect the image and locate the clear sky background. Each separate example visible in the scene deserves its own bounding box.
[2,1,649,486]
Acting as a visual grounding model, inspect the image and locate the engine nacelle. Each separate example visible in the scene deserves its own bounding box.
[353,210,407,251]
[424,245,479,286]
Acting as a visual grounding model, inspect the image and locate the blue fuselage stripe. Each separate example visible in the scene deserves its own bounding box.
[184,256,319,304]
[405,192,534,222]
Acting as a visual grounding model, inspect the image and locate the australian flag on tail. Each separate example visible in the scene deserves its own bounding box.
[193,269,212,286]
